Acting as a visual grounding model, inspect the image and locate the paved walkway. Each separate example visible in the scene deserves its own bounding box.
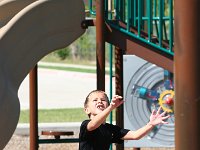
[18,62,115,109]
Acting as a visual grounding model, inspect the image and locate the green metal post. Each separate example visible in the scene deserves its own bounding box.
[115,0,119,20]
[89,0,96,15]
[138,0,142,36]
[133,0,137,27]
[158,0,163,46]
[154,0,159,37]
[109,44,113,150]
[127,0,131,31]
[107,1,113,150]
[169,0,173,51]
[147,0,152,41]
[120,0,125,22]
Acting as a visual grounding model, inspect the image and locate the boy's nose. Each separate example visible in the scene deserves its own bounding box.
[97,99,102,103]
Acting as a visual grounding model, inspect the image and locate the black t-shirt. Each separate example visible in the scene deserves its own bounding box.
[79,120,130,150]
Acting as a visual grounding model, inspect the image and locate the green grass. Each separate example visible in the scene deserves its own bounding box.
[38,64,112,74]
[19,108,115,123]
[40,55,113,74]
[39,65,96,74]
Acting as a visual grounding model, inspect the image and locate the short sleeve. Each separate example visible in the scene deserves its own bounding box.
[79,120,90,140]
[107,124,130,144]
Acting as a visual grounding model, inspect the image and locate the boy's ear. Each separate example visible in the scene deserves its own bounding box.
[84,107,90,115]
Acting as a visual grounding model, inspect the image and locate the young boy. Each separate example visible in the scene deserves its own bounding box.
[79,90,170,150]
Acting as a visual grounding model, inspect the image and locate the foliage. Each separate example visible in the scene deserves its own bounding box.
[75,27,96,60]
[55,47,71,60]
[53,27,96,61]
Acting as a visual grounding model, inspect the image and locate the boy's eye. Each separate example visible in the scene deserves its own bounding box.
[92,99,107,102]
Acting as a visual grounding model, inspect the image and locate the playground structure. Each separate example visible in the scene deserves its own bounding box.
[0,0,200,150]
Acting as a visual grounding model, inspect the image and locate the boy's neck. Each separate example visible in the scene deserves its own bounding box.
[89,115,106,124]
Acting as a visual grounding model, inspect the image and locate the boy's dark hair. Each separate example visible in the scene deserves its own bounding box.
[84,90,110,108]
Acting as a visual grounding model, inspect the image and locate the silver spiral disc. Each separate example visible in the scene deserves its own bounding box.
[125,62,174,146]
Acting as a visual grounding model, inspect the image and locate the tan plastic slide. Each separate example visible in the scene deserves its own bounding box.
[0,0,36,27]
[0,0,85,149]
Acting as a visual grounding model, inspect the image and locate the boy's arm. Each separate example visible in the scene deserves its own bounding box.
[121,123,154,140]
[122,107,170,140]
[87,104,113,131]
[87,95,124,131]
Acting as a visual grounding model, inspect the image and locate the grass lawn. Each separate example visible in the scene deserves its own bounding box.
[38,63,112,74]
[39,65,96,74]
[19,108,115,123]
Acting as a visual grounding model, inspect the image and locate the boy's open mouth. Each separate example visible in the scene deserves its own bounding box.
[96,104,104,110]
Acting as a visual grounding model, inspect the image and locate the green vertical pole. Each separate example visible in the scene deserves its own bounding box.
[147,0,152,41]
[107,0,113,149]
[154,0,159,36]
[134,0,137,27]
[153,0,157,16]
[105,0,108,19]
[169,0,173,52]
[127,0,131,31]
[116,0,120,20]
[138,0,142,36]
[159,0,163,46]
[89,0,96,15]
[120,0,125,21]
[109,44,113,150]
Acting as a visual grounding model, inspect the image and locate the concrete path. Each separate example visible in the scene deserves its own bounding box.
[18,62,115,110]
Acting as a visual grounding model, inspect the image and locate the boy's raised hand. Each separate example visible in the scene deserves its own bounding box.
[110,95,124,109]
[148,106,170,126]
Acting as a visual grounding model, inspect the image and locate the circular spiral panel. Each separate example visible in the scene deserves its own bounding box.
[124,60,174,146]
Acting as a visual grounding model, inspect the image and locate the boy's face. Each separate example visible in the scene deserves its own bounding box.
[85,92,109,118]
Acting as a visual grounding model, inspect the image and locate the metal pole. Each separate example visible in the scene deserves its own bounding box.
[174,0,200,150]
[29,65,39,150]
[96,0,105,90]
[115,47,124,150]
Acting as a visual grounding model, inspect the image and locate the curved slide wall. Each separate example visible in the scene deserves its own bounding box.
[0,0,36,27]
[0,0,85,148]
